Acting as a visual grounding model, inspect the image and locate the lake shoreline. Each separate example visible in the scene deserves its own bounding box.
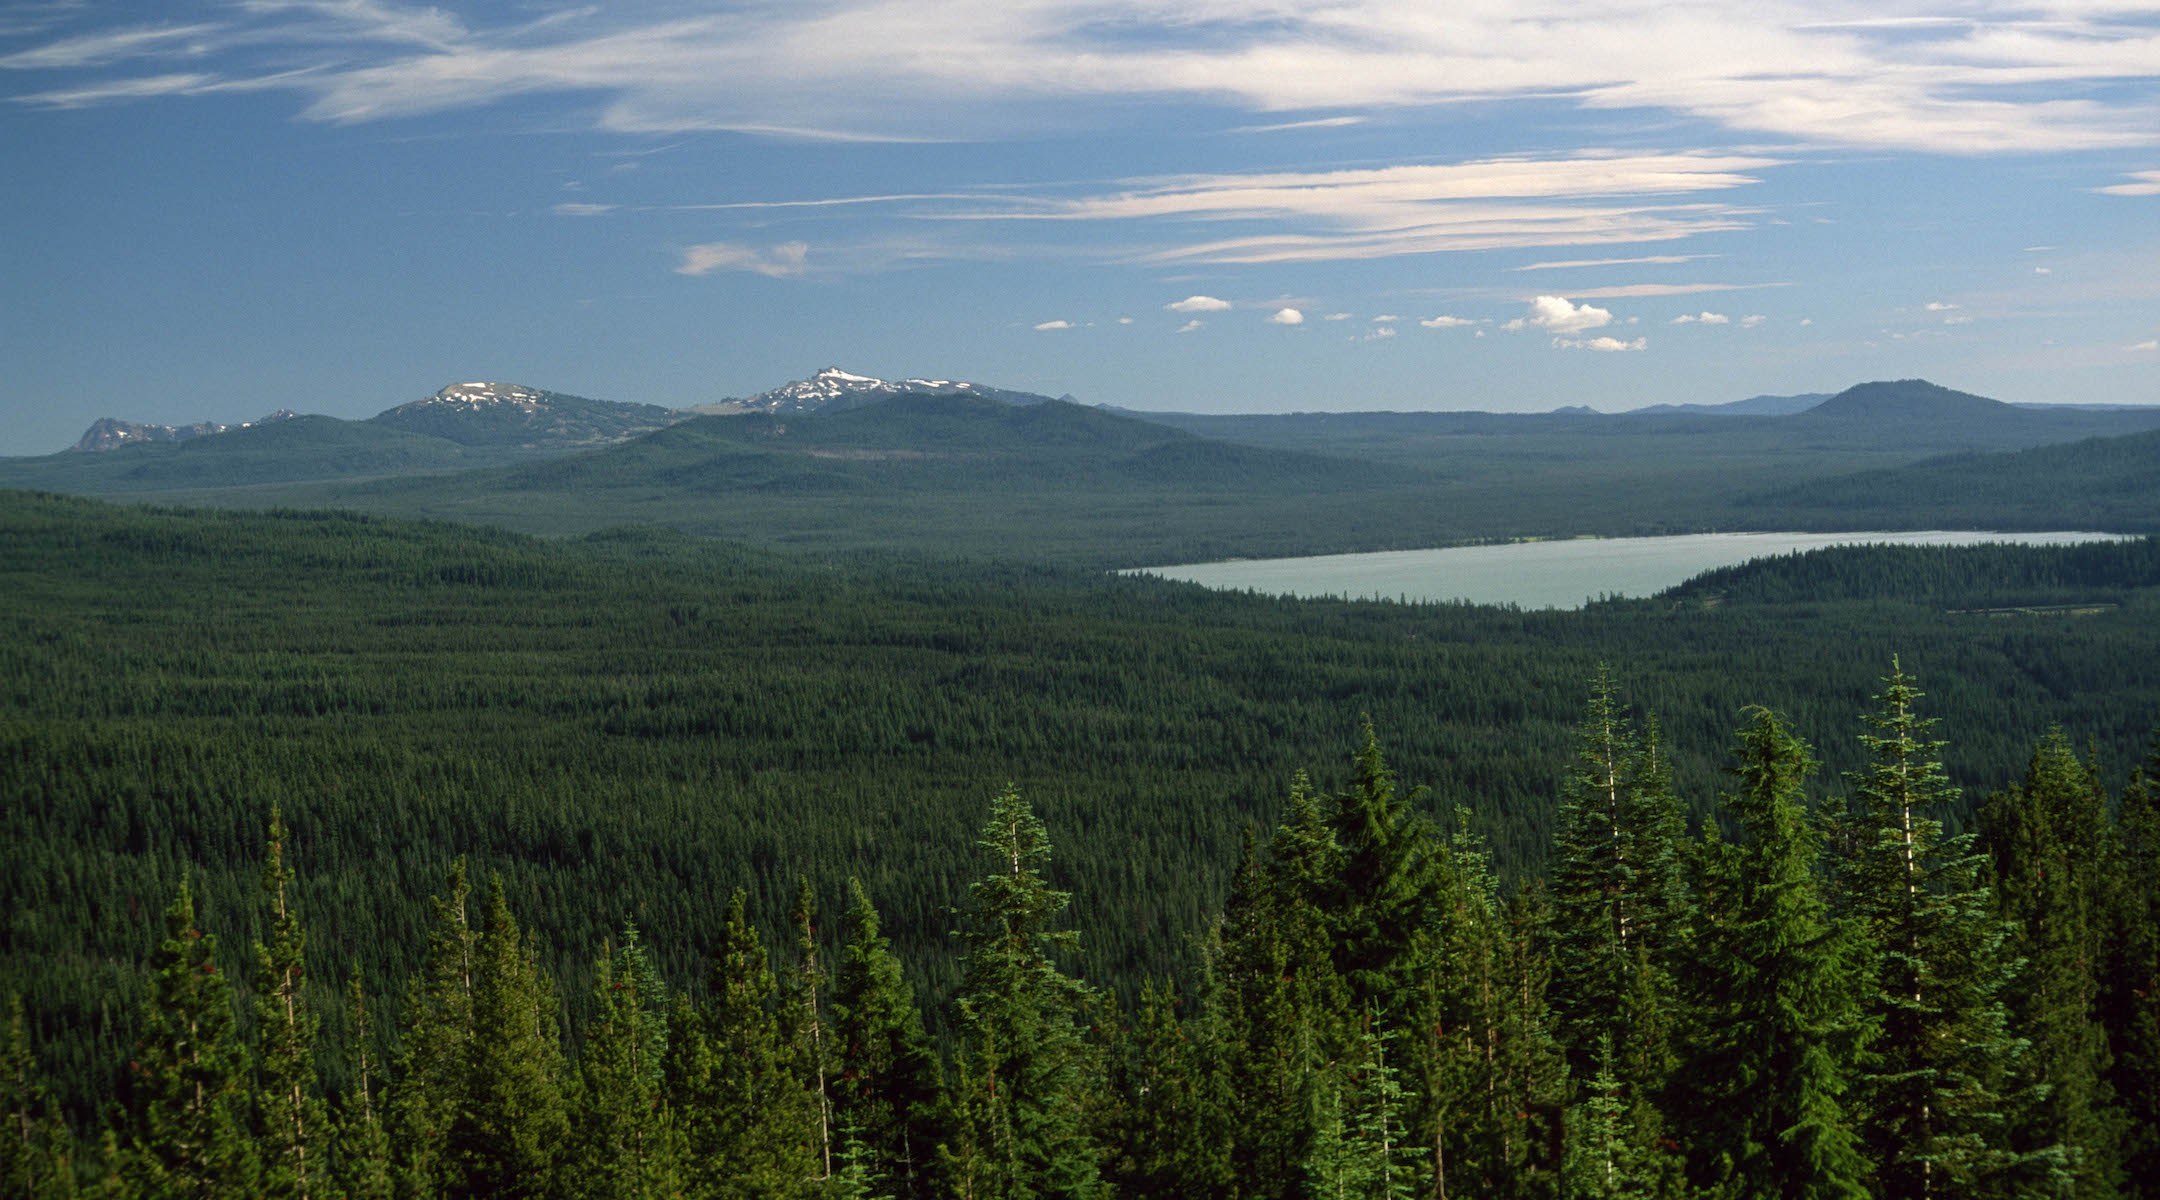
[1126,530,2138,610]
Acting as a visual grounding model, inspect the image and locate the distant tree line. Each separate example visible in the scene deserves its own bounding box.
[7,668,2157,1198]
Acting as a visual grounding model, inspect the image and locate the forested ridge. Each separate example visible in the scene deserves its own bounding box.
[4,489,2159,1196]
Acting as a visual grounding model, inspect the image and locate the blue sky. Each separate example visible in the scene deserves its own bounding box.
[3,1,2157,455]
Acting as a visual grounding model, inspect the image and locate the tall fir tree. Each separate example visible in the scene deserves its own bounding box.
[252,805,327,1200]
[785,877,836,1189]
[665,888,818,1200]
[1830,665,2030,1197]
[1544,671,1688,1177]
[335,975,394,1200]
[831,879,944,1200]
[2101,736,2160,1198]
[1669,708,1870,1200]
[1102,979,1229,1200]
[120,874,260,1198]
[949,784,1105,1200]
[1980,731,2126,1198]
[1209,795,1345,1200]
[5,992,80,1200]
[569,926,681,1200]
[389,859,476,1200]
[1329,725,1443,1007]
[447,875,569,1199]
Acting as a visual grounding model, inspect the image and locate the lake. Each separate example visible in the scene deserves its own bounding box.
[1129,531,2135,610]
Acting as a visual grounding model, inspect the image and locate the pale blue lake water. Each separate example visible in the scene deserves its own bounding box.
[1130,531,2134,610]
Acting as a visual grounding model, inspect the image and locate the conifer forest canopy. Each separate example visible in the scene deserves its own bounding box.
[3,490,2159,1197]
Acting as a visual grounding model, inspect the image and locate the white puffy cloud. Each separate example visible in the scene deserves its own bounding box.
[1033,319,1073,330]
[1166,295,1231,312]
[675,240,809,278]
[1556,335,1647,352]
[1504,295,1612,334]
[1116,316,1134,325]
[1323,312,1353,321]
[1741,314,1766,328]
[2130,339,2158,351]
[1359,326,1397,341]
[1175,319,1204,334]
[1269,307,1305,325]
[1670,311,1730,324]
[1420,315,1480,328]
[1925,301,1960,312]
[1371,314,1400,323]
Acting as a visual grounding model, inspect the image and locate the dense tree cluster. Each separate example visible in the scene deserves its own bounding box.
[7,667,2156,1198]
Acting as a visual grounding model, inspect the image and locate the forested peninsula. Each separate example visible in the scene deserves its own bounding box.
[5,491,2159,1198]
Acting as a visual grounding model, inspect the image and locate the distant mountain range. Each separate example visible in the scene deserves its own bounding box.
[1622,392,1831,417]
[368,382,683,449]
[688,367,1069,416]
[10,374,2157,565]
[61,369,1069,456]
[74,409,301,451]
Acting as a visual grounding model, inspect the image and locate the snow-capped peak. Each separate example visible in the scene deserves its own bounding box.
[420,381,550,413]
[729,368,1011,416]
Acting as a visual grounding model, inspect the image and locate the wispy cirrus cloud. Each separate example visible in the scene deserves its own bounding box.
[1561,281,1787,299]
[2096,170,2160,196]
[1514,254,1704,271]
[9,2,2154,152]
[0,24,218,70]
[14,71,222,107]
[932,152,1778,266]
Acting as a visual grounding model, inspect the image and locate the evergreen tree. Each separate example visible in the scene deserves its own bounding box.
[1102,980,1228,1200]
[1980,731,2125,1198]
[1210,804,1341,1200]
[831,879,944,1200]
[388,859,476,1200]
[1669,709,1869,1199]
[447,875,570,1199]
[1544,672,1687,1175]
[335,976,394,1200]
[1411,820,1565,1200]
[5,992,79,1200]
[666,888,817,1199]
[2102,737,2160,1198]
[1329,725,1442,1005]
[569,927,680,1200]
[1831,665,2029,1197]
[252,805,327,1200]
[1300,1016,1424,1200]
[785,877,836,1188]
[949,784,1104,1200]
[120,875,259,1198]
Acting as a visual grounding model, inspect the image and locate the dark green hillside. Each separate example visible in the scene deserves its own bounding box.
[7,490,2160,1130]
[1745,426,2160,532]
[1797,378,2012,423]
[0,416,479,492]
[11,380,2158,570]
[1663,535,2160,607]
